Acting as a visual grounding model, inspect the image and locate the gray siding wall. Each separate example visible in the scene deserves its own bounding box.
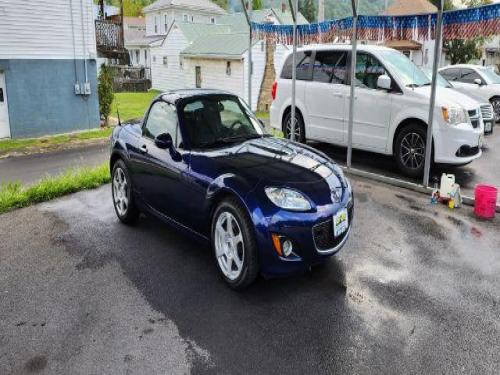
[0,59,100,138]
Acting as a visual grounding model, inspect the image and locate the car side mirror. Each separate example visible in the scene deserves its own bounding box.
[474,78,483,86]
[377,74,392,91]
[155,133,173,149]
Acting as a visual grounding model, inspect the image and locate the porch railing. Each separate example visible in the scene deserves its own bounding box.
[95,20,123,51]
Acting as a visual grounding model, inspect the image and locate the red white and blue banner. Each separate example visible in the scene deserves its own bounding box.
[250,3,500,44]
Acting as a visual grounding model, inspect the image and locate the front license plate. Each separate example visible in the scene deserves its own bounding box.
[333,208,349,238]
[484,121,492,133]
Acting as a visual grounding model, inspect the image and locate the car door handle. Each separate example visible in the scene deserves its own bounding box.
[332,92,343,98]
[139,145,148,154]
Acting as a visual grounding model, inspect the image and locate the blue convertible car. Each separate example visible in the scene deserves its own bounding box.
[110,90,353,289]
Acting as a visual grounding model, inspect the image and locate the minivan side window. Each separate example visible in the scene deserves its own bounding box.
[280,51,313,80]
[440,68,460,81]
[312,51,348,84]
[460,68,482,84]
[354,53,387,89]
[144,101,179,145]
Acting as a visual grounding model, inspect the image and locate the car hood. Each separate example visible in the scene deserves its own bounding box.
[414,86,481,110]
[190,137,347,204]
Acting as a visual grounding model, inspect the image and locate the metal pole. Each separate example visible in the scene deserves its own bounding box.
[288,0,298,141]
[347,0,358,168]
[241,1,252,109]
[423,0,444,187]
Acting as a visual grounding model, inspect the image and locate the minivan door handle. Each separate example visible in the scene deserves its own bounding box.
[139,145,148,154]
[332,91,343,98]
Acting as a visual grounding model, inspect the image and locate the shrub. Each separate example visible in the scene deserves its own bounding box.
[98,64,115,126]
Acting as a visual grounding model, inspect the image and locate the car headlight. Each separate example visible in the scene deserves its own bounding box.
[264,187,311,211]
[442,106,469,126]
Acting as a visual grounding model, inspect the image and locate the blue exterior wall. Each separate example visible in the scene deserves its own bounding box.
[0,59,100,138]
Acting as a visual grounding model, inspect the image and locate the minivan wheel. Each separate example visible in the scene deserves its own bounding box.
[211,198,259,290]
[283,110,305,143]
[112,159,140,224]
[490,97,500,123]
[395,124,428,177]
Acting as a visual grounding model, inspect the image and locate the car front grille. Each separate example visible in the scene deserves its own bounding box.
[480,104,494,121]
[456,145,480,157]
[468,109,480,128]
[312,205,353,252]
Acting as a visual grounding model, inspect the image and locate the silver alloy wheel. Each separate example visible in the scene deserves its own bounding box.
[113,167,129,217]
[491,98,500,122]
[400,132,425,170]
[214,211,245,281]
[285,115,301,141]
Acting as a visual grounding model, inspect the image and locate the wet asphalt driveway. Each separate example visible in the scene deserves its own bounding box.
[1,177,499,374]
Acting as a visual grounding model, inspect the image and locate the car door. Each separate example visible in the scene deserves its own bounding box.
[305,50,348,144]
[349,52,392,151]
[130,100,189,222]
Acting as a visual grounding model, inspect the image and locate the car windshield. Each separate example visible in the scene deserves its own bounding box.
[478,67,500,84]
[180,95,265,149]
[421,67,453,88]
[379,50,431,87]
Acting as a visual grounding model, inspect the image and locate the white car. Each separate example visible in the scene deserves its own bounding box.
[439,64,500,122]
[421,67,495,134]
[270,45,483,177]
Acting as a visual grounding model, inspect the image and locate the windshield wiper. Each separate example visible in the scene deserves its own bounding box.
[220,134,265,143]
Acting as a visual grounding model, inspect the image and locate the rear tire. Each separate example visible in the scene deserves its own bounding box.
[283,110,306,143]
[211,197,259,290]
[490,96,500,123]
[394,123,428,178]
[112,159,140,224]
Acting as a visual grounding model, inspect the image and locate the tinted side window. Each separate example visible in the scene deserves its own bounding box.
[144,101,178,143]
[460,69,482,84]
[441,68,460,81]
[280,51,313,80]
[354,53,387,89]
[312,51,348,84]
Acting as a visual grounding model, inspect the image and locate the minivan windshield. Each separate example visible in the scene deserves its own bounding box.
[478,67,500,84]
[379,50,431,87]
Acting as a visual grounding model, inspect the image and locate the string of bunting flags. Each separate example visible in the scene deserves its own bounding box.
[250,2,500,45]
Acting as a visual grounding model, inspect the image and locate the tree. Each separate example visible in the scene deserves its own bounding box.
[98,64,115,126]
[252,0,263,10]
[299,0,316,22]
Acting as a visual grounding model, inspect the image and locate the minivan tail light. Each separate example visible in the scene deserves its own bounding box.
[271,81,277,101]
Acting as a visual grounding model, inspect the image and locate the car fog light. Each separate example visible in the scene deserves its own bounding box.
[282,240,293,257]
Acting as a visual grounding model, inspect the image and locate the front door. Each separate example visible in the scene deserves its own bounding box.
[195,66,201,88]
[350,53,392,151]
[0,72,11,139]
[305,50,348,144]
[130,100,188,222]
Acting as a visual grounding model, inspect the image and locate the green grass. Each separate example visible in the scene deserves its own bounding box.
[0,127,113,154]
[0,163,110,214]
[111,90,161,121]
[255,111,269,120]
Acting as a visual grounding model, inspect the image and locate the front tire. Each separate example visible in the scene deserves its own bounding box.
[211,198,259,290]
[395,124,428,178]
[112,159,140,224]
[283,110,305,143]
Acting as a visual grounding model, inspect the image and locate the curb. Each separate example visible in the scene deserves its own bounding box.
[342,166,500,214]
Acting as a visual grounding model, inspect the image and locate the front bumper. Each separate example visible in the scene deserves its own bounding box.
[434,122,483,164]
[253,195,354,277]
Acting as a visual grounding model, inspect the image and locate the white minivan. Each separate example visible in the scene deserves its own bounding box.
[270,45,483,177]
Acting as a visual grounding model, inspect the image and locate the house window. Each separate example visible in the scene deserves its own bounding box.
[179,57,183,69]
[210,17,216,24]
[190,15,194,22]
[164,15,168,33]
[144,50,148,63]
[153,55,156,63]
[154,17,158,33]
[136,50,140,64]
[226,61,231,76]
[163,56,168,66]
[183,14,188,22]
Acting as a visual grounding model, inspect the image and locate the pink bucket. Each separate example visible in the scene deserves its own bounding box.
[474,184,498,219]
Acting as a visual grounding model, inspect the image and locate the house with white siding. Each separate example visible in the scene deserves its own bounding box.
[0,0,100,139]
[150,7,308,111]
